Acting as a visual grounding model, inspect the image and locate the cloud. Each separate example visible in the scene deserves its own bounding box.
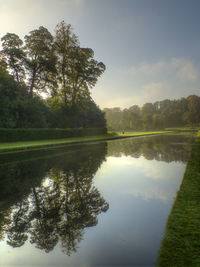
[93,57,200,108]
[125,58,199,82]
[171,58,198,81]
[128,61,167,76]
[133,82,168,104]
[74,0,85,5]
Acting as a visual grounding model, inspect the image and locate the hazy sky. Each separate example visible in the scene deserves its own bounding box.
[0,0,200,108]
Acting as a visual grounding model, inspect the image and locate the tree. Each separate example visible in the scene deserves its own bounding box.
[24,26,56,96]
[54,21,79,103]
[54,21,105,105]
[140,103,155,129]
[1,33,25,83]
[65,47,106,105]
[183,95,200,125]
[0,22,106,129]
[0,52,8,71]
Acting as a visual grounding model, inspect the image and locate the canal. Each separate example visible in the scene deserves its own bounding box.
[0,134,195,266]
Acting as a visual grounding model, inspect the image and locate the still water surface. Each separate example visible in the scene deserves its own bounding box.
[0,135,195,266]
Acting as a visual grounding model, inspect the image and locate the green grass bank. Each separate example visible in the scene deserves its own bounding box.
[0,130,173,154]
[157,132,200,267]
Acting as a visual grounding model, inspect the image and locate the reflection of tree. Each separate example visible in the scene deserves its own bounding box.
[0,143,108,255]
[7,200,30,248]
[107,135,195,163]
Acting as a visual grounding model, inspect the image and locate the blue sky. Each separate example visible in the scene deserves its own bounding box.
[0,0,200,108]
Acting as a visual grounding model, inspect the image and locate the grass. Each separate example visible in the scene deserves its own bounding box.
[165,126,199,131]
[0,129,197,154]
[114,130,172,137]
[157,133,200,267]
[0,130,173,153]
[0,134,112,153]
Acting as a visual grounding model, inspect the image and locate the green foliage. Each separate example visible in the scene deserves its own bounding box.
[0,68,50,128]
[104,95,200,131]
[24,26,56,95]
[1,33,25,82]
[0,22,106,130]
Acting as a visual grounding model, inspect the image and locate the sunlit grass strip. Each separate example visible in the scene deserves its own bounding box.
[165,126,199,131]
[0,130,171,153]
[0,135,112,152]
[157,136,200,267]
[115,130,172,137]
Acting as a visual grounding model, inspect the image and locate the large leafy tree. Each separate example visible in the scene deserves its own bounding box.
[54,21,105,105]
[0,22,106,128]
[24,26,56,96]
[0,52,8,71]
[0,68,25,128]
[54,21,79,102]
[1,33,25,83]
[63,46,106,105]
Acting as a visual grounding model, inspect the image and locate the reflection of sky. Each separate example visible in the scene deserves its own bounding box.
[95,155,185,201]
[0,154,186,267]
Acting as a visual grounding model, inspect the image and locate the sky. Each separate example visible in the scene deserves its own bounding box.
[0,0,200,109]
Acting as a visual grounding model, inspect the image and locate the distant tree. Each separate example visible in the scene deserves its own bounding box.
[104,96,200,131]
[103,107,122,131]
[140,103,155,129]
[183,95,200,124]
[128,105,141,130]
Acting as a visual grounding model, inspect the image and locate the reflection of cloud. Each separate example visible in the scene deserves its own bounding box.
[95,156,185,202]
[123,186,171,201]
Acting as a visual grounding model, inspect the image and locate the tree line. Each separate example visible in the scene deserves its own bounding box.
[0,21,106,128]
[103,95,200,131]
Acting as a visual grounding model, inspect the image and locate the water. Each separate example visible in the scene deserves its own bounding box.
[0,134,195,267]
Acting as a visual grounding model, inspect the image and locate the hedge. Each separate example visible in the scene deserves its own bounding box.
[0,128,107,142]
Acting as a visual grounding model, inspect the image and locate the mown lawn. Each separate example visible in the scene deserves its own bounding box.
[157,133,200,266]
[115,130,172,137]
[165,126,199,131]
[0,130,171,153]
[0,134,113,152]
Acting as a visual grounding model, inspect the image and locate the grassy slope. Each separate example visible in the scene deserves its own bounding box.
[114,130,172,137]
[0,131,173,153]
[165,126,199,131]
[157,132,200,267]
